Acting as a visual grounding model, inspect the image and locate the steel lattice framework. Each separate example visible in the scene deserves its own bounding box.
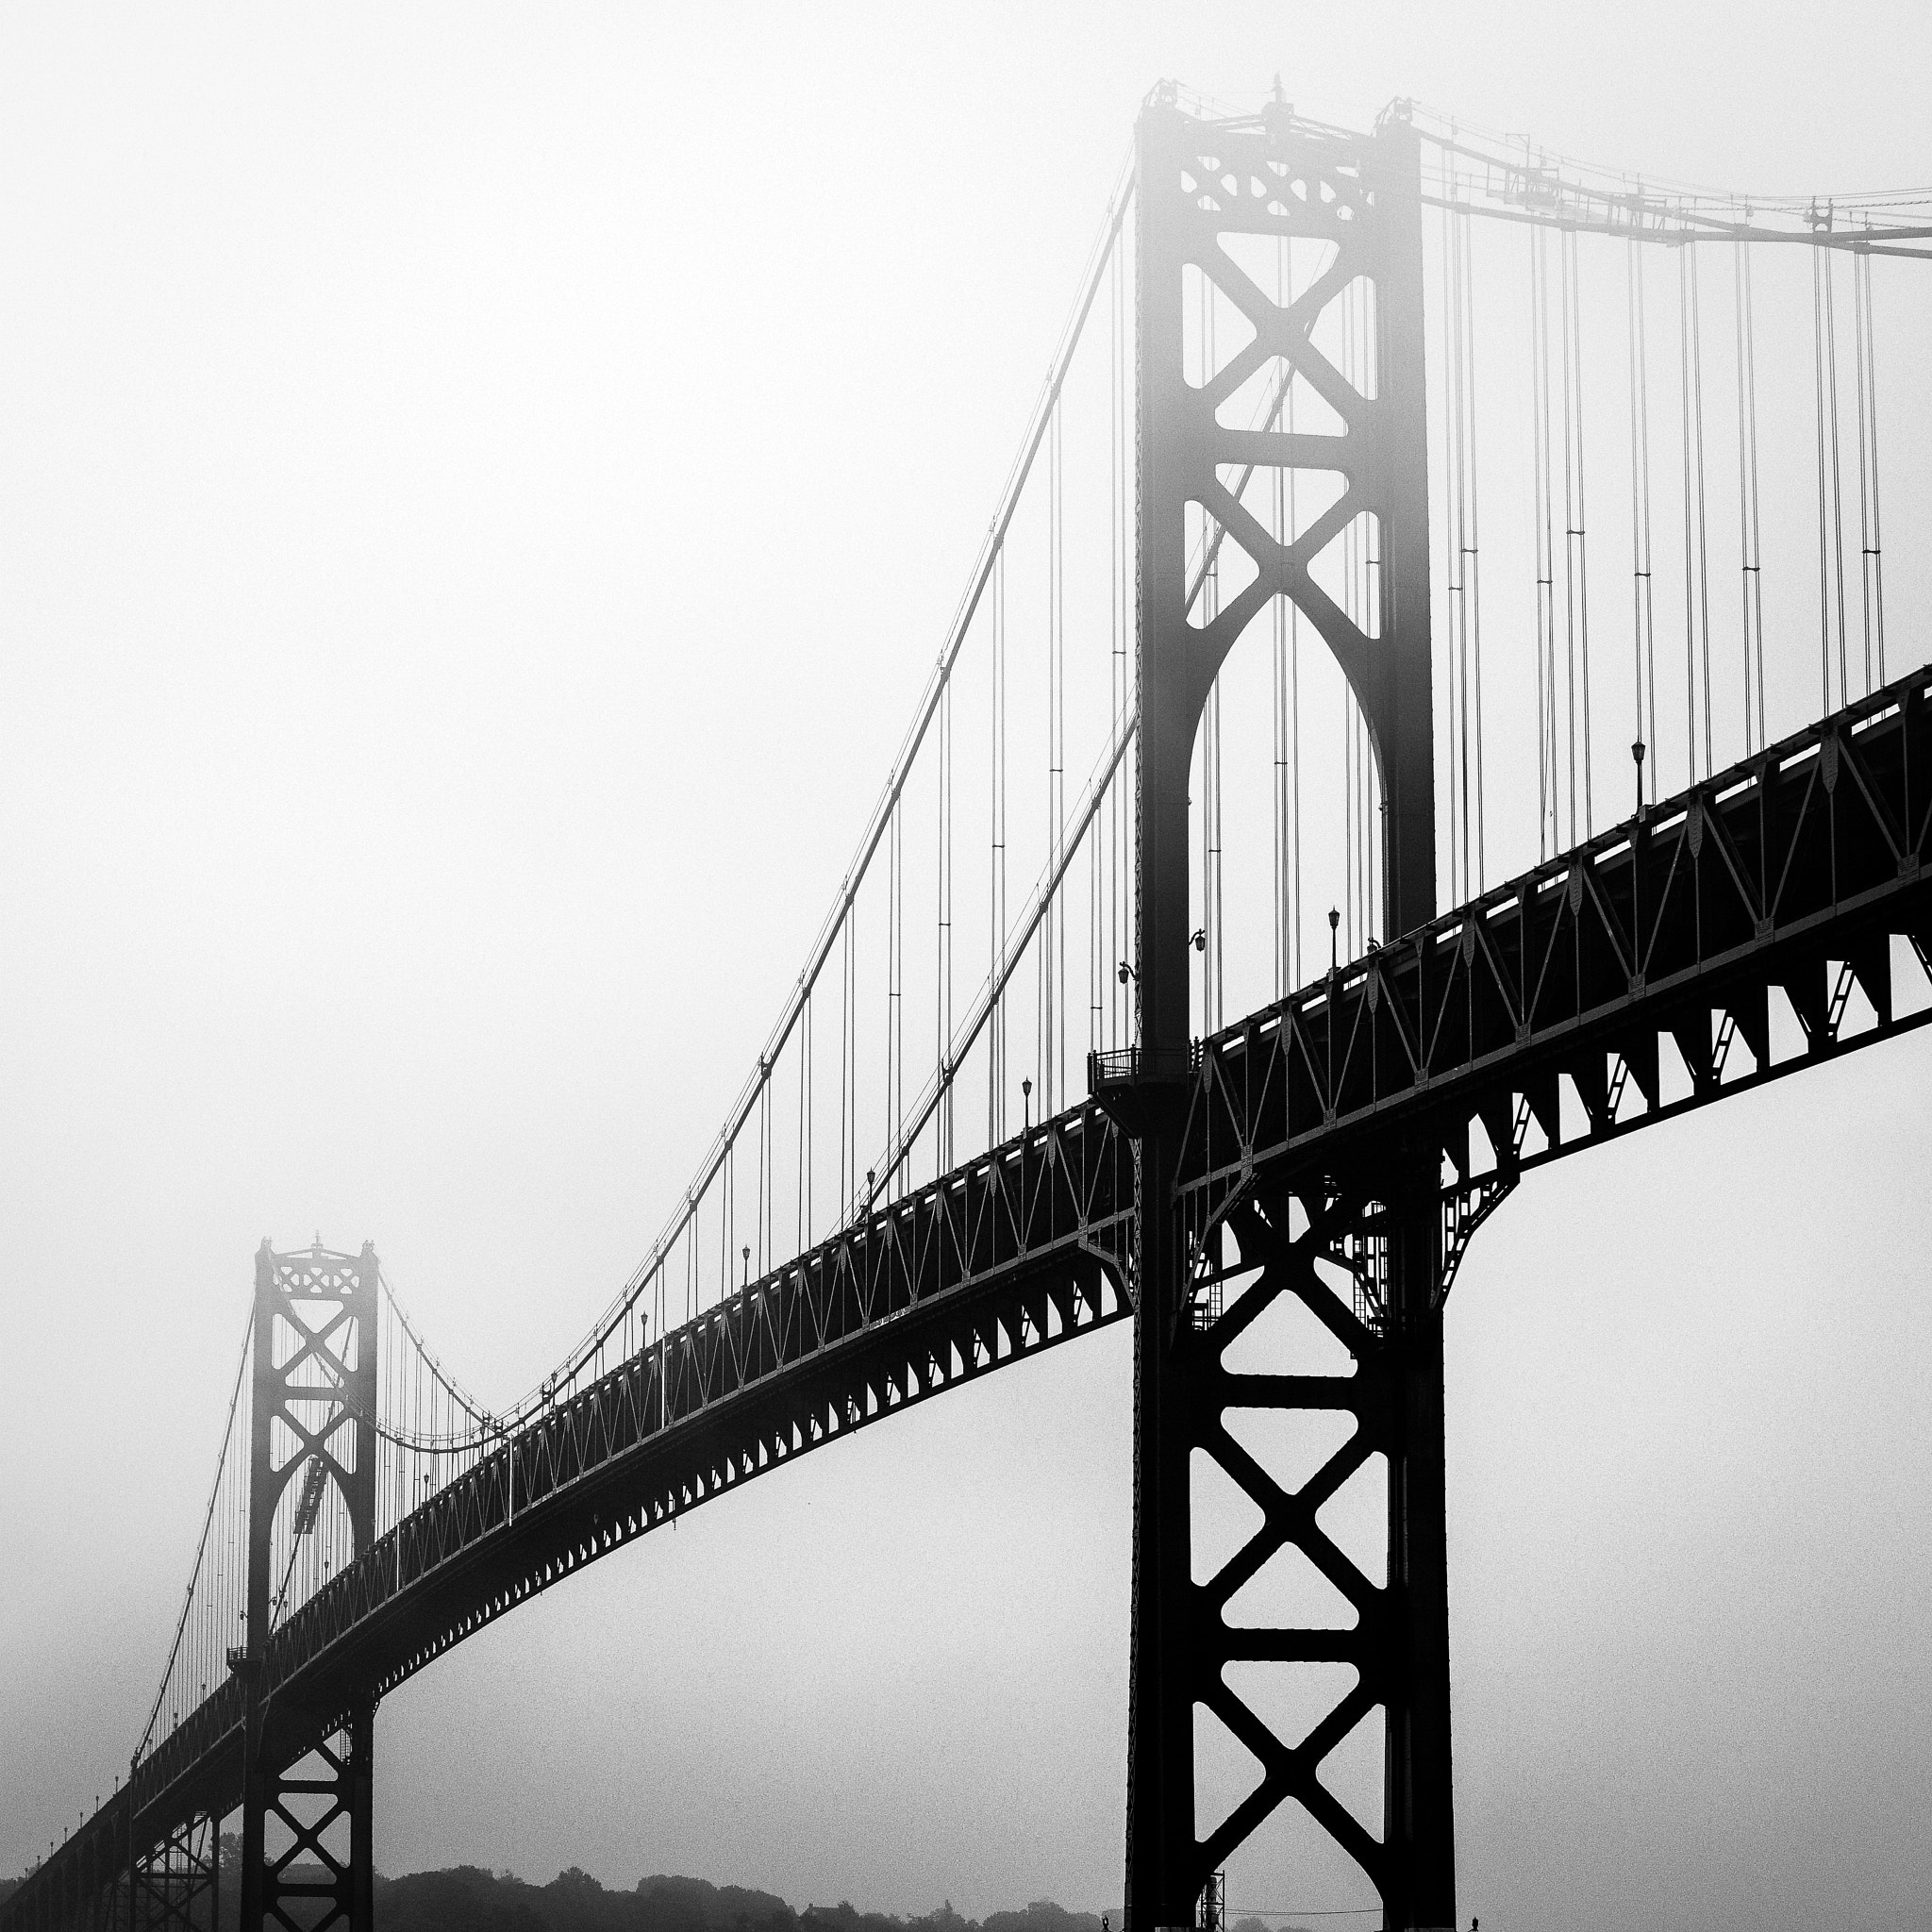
[7,89,1932,1932]
[1123,94,1454,1932]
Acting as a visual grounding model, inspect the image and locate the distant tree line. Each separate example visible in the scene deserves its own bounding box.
[4,1849,1121,1932]
[0,1871,1312,1932]
[370,1871,1113,1932]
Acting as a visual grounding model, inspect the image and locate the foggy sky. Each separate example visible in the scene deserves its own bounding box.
[4,6,1931,1931]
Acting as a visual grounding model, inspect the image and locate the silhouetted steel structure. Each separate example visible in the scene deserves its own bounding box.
[237,1242,378,1932]
[8,87,1932,1932]
[1123,93,1454,1931]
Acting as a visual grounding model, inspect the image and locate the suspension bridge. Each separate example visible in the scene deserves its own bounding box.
[8,83,1930,1932]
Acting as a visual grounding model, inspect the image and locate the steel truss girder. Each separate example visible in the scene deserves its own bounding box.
[1176,663,1932,1244]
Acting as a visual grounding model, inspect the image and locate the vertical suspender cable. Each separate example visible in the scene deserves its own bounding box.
[841,896,855,1218]
[1197,264,1219,1027]
[1627,234,1658,797]
[1811,246,1834,712]
[1049,399,1065,1107]
[1273,461,1289,992]
[1731,237,1757,749]
[888,799,902,1186]
[1558,227,1580,840]
[1109,240,1124,1037]
[1290,331,1303,985]
[1736,236,1767,747]
[1852,236,1878,693]
[1273,237,1291,992]
[937,681,953,1169]
[1822,240,1850,708]
[1090,823,1102,1059]
[1342,692,1355,957]
[1198,267,1210,1016]
[1678,243,1707,781]
[1341,280,1356,955]
[1531,224,1557,856]
[799,991,811,1251]
[1208,290,1224,1025]
[1453,200,1472,896]
[1440,198,1463,905]
[1365,282,1380,930]
[1204,641,1222,1024]
[1571,227,1594,833]
[1859,242,1887,684]
[1462,208,1488,890]
[1689,243,1712,777]
[991,549,1007,1141]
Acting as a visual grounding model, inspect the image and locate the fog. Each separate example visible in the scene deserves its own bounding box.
[4,5,1930,1929]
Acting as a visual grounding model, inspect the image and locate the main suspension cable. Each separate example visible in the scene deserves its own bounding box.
[136,1311,253,1765]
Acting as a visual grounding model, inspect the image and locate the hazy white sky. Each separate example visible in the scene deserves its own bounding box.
[4,5,1931,1929]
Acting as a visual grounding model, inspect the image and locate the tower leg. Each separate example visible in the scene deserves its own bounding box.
[1124,84,1449,1932]
[245,1714,370,1932]
[1382,1166,1456,1929]
[1124,1101,1200,1932]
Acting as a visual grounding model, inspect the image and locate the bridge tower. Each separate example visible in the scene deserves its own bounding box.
[1126,92,1449,1929]
[236,1240,380,1932]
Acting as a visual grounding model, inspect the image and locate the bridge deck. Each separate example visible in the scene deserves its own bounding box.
[1177,662,1932,1276]
[10,665,1930,1932]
